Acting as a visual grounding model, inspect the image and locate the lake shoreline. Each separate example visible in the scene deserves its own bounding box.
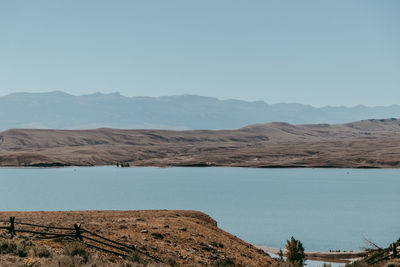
[255,245,367,263]
[0,209,366,265]
[0,164,393,169]
[1,167,398,257]
[2,119,400,168]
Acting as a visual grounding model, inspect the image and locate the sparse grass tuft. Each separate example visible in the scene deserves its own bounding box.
[213,257,236,267]
[35,246,51,258]
[0,238,32,257]
[0,238,17,254]
[64,242,90,263]
[128,250,143,264]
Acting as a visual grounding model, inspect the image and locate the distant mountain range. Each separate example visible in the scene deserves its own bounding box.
[1,91,399,130]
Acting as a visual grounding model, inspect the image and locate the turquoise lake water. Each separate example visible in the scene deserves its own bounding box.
[0,167,399,253]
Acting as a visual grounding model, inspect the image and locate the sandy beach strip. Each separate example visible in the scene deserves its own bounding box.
[255,245,368,263]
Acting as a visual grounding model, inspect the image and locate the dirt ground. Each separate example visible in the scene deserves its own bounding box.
[0,210,274,266]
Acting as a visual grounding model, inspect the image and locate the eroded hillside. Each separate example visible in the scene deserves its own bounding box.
[0,118,400,168]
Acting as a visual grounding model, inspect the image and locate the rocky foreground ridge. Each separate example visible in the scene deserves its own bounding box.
[0,210,274,266]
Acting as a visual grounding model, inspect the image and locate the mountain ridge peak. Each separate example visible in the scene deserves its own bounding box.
[0,91,400,131]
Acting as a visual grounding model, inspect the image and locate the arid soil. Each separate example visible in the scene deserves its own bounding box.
[0,210,274,266]
[0,118,400,168]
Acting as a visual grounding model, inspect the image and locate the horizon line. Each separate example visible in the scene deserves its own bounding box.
[1,90,399,109]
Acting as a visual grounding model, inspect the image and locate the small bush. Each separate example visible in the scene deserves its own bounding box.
[64,242,90,263]
[151,233,164,239]
[35,246,51,258]
[0,239,17,254]
[128,250,142,263]
[285,237,305,265]
[213,258,236,267]
[17,246,28,257]
[168,257,179,266]
[54,255,76,266]
[0,239,30,257]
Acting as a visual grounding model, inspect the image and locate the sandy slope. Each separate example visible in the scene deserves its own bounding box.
[0,210,273,266]
[0,118,400,168]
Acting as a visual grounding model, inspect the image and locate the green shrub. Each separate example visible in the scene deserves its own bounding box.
[285,237,305,266]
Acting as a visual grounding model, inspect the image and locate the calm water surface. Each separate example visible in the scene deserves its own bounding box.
[0,167,399,254]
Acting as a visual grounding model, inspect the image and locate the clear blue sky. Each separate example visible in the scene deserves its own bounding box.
[1,0,399,106]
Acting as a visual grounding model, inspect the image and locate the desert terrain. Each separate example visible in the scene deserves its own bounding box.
[0,118,399,168]
[0,210,274,266]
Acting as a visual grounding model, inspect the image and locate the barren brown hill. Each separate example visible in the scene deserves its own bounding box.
[0,210,274,266]
[1,118,400,168]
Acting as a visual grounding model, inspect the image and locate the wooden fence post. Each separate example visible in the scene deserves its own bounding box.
[74,224,82,240]
[8,217,16,238]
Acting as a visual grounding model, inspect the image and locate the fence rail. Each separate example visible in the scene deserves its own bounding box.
[363,243,400,264]
[0,216,160,262]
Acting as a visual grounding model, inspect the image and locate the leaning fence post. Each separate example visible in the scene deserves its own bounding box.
[74,224,82,240]
[8,217,16,238]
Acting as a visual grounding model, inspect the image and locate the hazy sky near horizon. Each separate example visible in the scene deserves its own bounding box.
[1,1,399,107]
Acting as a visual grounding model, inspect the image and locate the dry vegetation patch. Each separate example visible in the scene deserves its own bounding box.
[0,210,274,266]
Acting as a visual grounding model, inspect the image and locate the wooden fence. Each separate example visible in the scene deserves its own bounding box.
[0,216,160,262]
[362,241,400,265]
